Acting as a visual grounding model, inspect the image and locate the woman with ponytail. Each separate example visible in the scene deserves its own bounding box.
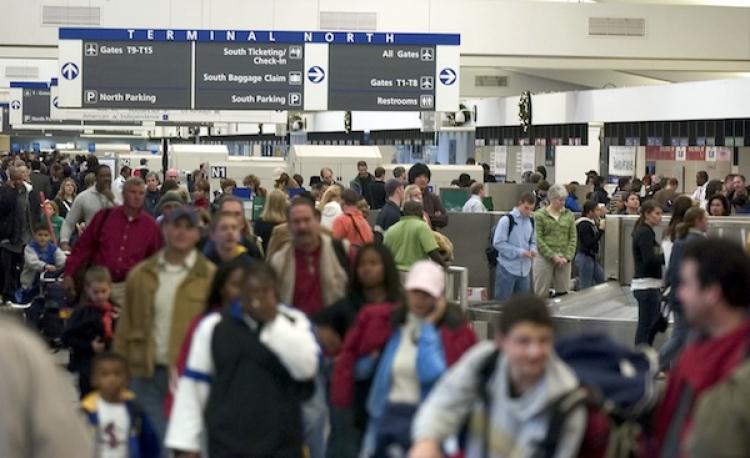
[632,200,665,346]
[660,207,708,369]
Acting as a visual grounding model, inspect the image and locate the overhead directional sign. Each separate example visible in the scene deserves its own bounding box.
[9,83,79,126]
[194,43,304,110]
[328,45,437,111]
[57,28,460,111]
[82,41,191,108]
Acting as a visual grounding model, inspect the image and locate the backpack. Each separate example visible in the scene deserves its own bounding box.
[474,333,658,458]
[485,214,535,268]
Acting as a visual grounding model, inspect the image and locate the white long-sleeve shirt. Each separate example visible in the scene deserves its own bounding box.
[165,304,319,453]
[462,195,487,213]
[691,184,707,207]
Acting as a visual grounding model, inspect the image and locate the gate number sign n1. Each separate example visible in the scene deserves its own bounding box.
[210,166,227,179]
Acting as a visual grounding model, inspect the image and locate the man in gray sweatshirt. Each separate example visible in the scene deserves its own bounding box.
[409,295,586,458]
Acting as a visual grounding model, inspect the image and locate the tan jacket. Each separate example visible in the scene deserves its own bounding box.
[265,223,333,261]
[268,233,349,308]
[114,250,215,378]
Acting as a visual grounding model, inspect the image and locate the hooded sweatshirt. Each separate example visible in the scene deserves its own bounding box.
[321,201,343,229]
[412,341,586,458]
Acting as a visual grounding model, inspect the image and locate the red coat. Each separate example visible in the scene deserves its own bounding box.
[331,303,396,407]
[330,303,477,407]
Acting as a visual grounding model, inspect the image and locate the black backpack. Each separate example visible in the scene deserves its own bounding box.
[485,214,535,268]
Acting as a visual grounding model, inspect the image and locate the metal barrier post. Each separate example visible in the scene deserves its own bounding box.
[446,266,469,310]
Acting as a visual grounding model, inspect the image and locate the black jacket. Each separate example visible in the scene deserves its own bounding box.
[253,218,281,254]
[29,171,52,201]
[632,224,664,280]
[576,218,602,258]
[591,186,609,205]
[351,174,375,208]
[206,311,308,458]
[62,305,110,373]
[0,182,33,247]
[370,180,386,210]
[312,294,365,339]
[144,189,161,216]
[375,200,402,234]
[0,183,18,240]
[422,190,448,229]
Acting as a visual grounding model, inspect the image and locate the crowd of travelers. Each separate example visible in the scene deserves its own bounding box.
[0,150,749,458]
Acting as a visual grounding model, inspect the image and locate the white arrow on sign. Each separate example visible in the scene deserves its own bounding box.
[307,66,325,84]
[61,62,80,80]
[52,96,59,108]
[439,68,457,86]
[10,100,21,110]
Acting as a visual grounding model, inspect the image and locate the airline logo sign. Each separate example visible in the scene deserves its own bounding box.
[56,28,460,111]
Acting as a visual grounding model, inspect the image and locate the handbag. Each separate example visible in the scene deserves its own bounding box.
[651,286,671,336]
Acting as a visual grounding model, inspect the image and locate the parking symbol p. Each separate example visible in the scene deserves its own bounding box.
[85,90,98,104]
[289,92,302,106]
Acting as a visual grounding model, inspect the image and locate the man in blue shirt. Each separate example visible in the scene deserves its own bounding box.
[493,193,538,301]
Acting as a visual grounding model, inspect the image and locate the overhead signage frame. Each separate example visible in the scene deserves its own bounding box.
[57,28,461,112]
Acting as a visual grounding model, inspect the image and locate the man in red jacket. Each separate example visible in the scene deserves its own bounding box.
[651,238,750,457]
[64,177,162,306]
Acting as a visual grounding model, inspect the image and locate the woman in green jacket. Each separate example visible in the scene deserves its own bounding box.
[533,184,577,297]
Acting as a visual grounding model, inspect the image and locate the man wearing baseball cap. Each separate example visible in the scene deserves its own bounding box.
[115,206,216,444]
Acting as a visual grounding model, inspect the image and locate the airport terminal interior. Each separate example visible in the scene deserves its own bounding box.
[3,0,750,457]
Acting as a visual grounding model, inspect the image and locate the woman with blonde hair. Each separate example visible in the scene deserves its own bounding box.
[254,189,288,253]
[54,177,78,218]
[319,185,344,229]
[403,184,431,226]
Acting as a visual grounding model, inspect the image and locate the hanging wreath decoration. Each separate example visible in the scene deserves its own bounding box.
[519,91,532,133]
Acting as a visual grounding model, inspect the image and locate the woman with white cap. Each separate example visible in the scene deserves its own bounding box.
[359,260,476,457]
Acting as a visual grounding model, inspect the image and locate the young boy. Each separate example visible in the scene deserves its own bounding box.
[409,295,587,458]
[16,223,67,304]
[81,352,161,458]
[63,266,117,397]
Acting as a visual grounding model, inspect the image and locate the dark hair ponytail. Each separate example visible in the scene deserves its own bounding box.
[633,200,661,234]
